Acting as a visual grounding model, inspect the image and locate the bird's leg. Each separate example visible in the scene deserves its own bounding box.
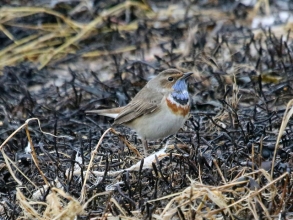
[142,139,148,156]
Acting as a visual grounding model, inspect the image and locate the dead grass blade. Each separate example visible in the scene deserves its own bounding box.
[80,127,112,203]
[271,99,293,176]
[150,169,288,219]
[17,187,85,220]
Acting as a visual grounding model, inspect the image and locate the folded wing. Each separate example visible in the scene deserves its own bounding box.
[113,87,163,125]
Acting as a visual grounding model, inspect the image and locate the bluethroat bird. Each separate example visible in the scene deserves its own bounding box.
[87,69,193,156]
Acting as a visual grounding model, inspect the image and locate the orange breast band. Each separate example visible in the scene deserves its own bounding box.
[166,98,190,117]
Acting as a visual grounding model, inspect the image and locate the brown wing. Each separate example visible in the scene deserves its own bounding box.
[113,86,164,125]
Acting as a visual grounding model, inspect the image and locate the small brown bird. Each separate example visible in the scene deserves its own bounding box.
[87,69,193,156]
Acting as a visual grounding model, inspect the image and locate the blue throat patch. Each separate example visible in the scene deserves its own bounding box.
[171,79,189,105]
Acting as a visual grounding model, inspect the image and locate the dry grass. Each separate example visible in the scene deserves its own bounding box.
[0,2,151,71]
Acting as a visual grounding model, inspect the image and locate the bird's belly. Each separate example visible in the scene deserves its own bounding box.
[127,105,189,140]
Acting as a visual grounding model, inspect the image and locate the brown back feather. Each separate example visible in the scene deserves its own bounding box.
[113,86,163,125]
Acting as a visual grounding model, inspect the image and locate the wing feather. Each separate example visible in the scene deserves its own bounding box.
[113,87,163,125]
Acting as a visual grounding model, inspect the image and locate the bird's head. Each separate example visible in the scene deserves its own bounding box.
[148,69,193,93]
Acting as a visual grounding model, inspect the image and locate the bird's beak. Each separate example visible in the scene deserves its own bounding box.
[181,72,193,80]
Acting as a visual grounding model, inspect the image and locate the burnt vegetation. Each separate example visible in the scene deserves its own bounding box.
[1,0,293,219]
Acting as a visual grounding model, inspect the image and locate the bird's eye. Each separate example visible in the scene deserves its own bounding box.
[168,77,174,82]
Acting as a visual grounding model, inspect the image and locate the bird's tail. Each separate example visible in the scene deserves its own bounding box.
[85,107,123,119]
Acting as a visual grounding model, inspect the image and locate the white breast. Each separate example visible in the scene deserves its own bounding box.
[127,98,189,140]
